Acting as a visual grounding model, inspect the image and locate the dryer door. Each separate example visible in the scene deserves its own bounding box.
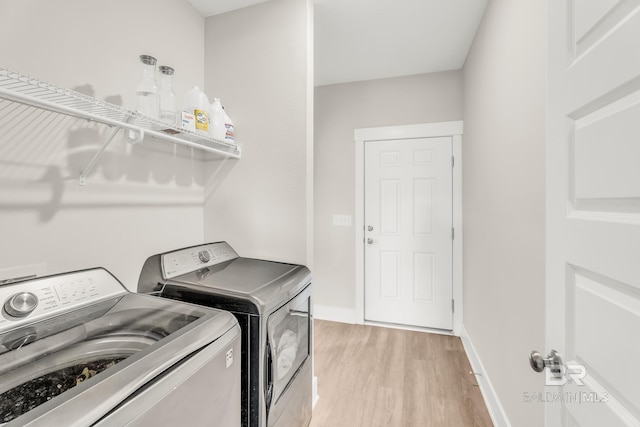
[265,284,311,410]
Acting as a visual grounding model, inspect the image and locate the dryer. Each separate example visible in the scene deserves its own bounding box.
[0,267,240,426]
[138,241,312,427]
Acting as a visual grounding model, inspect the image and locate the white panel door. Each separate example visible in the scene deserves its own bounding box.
[546,1,640,425]
[364,137,452,330]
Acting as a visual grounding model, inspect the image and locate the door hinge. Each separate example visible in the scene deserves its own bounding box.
[452,156,455,168]
[452,227,455,240]
[452,299,455,313]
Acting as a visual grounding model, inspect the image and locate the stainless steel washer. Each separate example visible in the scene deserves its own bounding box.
[138,241,312,427]
[0,267,241,427]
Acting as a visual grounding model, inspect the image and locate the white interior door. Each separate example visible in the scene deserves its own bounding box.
[546,1,640,425]
[364,137,452,330]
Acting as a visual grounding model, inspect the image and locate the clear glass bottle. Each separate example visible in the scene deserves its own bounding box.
[135,55,159,120]
[158,65,177,127]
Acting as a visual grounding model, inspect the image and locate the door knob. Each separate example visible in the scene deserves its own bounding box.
[367,225,374,231]
[529,349,563,377]
[367,238,374,244]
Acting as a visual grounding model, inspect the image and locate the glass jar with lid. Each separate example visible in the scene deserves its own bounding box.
[158,65,177,127]
[135,55,159,120]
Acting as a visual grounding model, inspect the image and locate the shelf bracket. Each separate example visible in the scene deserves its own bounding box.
[79,126,122,186]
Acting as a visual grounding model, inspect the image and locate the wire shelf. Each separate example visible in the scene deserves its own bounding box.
[0,68,241,159]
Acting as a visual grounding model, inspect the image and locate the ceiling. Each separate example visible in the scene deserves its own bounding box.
[188,0,269,17]
[188,0,489,86]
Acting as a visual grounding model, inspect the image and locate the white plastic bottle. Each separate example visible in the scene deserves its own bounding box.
[183,86,210,134]
[222,106,235,144]
[208,98,226,141]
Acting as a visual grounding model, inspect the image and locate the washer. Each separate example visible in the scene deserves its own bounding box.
[0,267,241,427]
[138,241,312,427]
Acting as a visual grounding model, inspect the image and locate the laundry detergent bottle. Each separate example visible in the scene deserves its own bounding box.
[222,106,235,144]
[208,98,226,142]
[183,86,209,134]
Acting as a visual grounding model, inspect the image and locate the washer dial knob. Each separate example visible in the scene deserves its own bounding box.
[198,250,211,263]
[4,292,39,318]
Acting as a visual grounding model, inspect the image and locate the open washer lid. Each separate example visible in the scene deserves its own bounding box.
[0,268,237,427]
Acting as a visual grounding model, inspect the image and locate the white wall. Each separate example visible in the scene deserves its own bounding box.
[203,0,312,266]
[314,72,463,318]
[462,0,546,425]
[0,0,207,288]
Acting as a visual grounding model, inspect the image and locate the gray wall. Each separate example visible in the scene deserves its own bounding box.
[0,0,207,287]
[0,0,312,287]
[462,0,546,425]
[314,71,463,315]
[203,0,312,266]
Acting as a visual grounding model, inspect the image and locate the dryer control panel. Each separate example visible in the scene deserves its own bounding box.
[0,268,126,333]
[161,242,239,280]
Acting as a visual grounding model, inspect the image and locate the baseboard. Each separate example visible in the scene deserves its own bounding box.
[313,304,357,324]
[460,325,511,427]
[364,320,454,336]
[312,376,319,408]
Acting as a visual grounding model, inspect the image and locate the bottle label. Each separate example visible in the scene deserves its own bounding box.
[195,109,209,131]
[225,123,235,141]
[181,111,196,132]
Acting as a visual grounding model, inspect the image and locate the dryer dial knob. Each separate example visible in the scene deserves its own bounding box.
[198,250,211,263]
[4,292,38,318]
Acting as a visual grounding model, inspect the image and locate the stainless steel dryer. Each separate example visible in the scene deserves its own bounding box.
[138,241,312,427]
[0,267,241,427]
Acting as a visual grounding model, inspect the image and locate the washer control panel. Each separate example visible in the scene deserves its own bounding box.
[0,268,126,333]
[161,242,238,280]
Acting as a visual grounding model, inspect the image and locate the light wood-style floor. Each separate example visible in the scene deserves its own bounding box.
[309,320,493,427]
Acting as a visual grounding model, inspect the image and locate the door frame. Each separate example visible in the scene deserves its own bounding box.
[354,121,464,335]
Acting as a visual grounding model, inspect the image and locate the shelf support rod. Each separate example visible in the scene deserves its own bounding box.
[79,126,122,186]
